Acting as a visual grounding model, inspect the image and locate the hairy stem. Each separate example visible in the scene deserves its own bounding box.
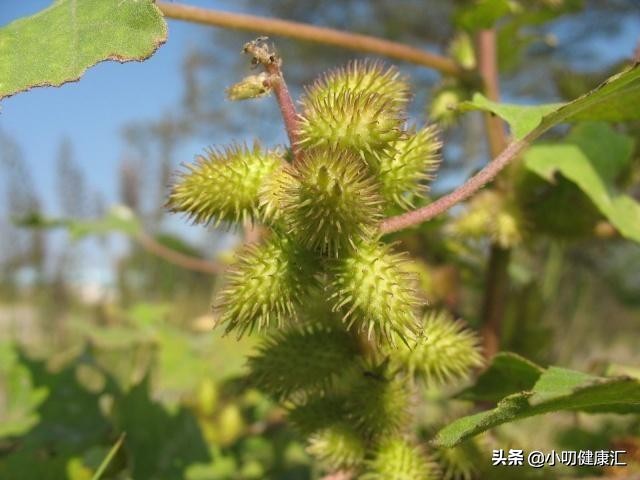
[264,62,302,161]
[379,129,538,233]
[158,2,464,76]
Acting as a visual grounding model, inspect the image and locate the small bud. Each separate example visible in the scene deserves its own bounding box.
[448,33,476,69]
[448,190,524,248]
[226,73,272,101]
[429,85,467,127]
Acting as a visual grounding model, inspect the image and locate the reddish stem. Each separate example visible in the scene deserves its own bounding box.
[264,62,301,161]
[379,130,537,234]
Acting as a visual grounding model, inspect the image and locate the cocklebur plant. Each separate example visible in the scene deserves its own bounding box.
[168,39,483,479]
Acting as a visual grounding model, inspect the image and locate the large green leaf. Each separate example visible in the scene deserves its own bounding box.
[0,0,167,100]
[434,366,640,447]
[457,352,544,403]
[461,62,640,139]
[524,123,640,243]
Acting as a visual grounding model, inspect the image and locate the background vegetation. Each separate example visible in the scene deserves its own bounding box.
[1,0,639,478]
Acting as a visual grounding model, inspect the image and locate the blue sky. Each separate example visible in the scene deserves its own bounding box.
[1,1,639,285]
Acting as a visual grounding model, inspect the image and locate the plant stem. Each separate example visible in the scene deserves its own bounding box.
[475,29,510,359]
[264,61,302,161]
[136,231,221,274]
[479,245,510,358]
[379,129,537,233]
[242,39,302,161]
[158,2,464,77]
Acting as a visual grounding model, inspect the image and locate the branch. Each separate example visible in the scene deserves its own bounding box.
[379,128,539,234]
[158,2,464,77]
[135,231,221,274]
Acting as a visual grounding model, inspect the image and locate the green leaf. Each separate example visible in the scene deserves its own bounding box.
[461,93,562,140]
[461,62,640,139]
[0,0,167,100]
[434,366,640,447]
[0,342,48,439]
[17,206,141,240]
[457,352,544,403]
[524,123,640,243]
[455,0,512,31]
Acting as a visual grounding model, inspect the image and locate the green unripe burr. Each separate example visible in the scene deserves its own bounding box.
[387,310,483,386]
[281,148,382,256]
[298,89,405,157]
[307,423,367,470]
[248,325,359,400]
[373,125,442,209]
[344,367,410,438]
[168,143,282,227]
[328,241,422,342]
[214,235,318,337]
[303,59,410,107]
[361,438,440,480]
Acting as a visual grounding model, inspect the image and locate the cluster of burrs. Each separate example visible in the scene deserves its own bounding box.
[168,46,483,478]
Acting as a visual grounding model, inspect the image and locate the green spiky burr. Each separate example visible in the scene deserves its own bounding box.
[373,125,442,209]
[307,423,367,470]
[168,143,282,227]
[387,310,483,386]
[303,59,410,107]
[281,148,382,256]
[214,235,318,337]
[327,240,422,341]
[248,325,359,400]
[361,438,440,480]
[298,89,405,157]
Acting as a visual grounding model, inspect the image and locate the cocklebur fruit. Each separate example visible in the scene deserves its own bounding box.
[168,143,282,226]
[281,148,382,256]
[344,366,410,438]
[361,438,440,480]
[258,162,298,225]
[387,310,483,386]
[372,125,442,209]
[448,189,524,248]
[288,395,349,435]
[298,88,405,157]
[214,235,317,337]
[248,325,359,400]
[434,439,482,480]
[328,240,422,341]
[307,423,366,470]
[303,59,410,107]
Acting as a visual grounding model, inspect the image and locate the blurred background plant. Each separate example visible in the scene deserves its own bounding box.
[1,0,640,478]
